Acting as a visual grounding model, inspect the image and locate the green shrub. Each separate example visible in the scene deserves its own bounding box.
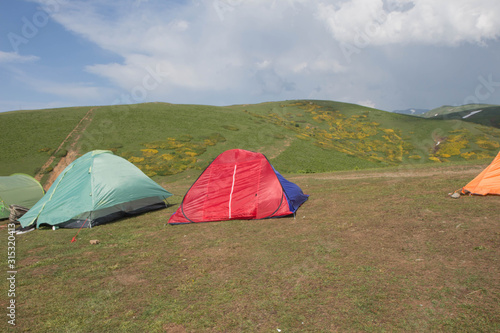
[55,149,68,158]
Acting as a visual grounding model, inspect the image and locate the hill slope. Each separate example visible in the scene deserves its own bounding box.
[1,100,499,186]
[422,104,497,117]
[423,105,500,129]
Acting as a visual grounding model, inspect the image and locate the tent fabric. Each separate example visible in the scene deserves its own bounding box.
[168,149,308,224]
[462,151,500,195]
[19,150,172,228]
[9,204,30,223]
[0,174,44,220]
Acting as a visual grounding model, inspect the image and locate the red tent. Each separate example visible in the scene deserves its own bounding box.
[168,149,309,224]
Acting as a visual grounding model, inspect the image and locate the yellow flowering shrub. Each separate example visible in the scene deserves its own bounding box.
[435,134,468,157]
[141,149,158,157]
[296,134,310,140]
[476,138,499,150]
[185,151,198,157]
[128,156,144,163]
[460,152,475,160]
[475,151,493,160]
[123,133,226,176]
[162,154,175,161]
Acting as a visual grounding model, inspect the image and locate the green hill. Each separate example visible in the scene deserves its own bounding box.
[422,104,497,117]
[422,105,500,129]
[1,100,499,187]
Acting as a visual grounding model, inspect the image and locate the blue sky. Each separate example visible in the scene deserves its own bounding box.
[1,0,500,113]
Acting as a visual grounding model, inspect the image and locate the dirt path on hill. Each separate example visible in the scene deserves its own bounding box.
[288,164,486,181]
[35,107,97,190]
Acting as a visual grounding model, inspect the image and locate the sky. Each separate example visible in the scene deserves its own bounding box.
[1,0,500,113]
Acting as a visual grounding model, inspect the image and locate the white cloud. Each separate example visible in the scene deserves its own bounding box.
[317,0,500,46]
[0,51,39,63]
[33,0,338,99]
[19,0,500,111]
[33,80,111,100]
[358,99,376,108]
[256,60,272,69]
[293,62,308,73]
[12,69,116,101]
[0,100,73,113]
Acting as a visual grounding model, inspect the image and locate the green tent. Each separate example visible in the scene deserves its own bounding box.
[19,150,172,229]
[0,174,45,219]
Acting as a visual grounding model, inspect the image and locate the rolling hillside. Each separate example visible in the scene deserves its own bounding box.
[422,104,497,117]
[422,105,500,129]
[1,100,499,187]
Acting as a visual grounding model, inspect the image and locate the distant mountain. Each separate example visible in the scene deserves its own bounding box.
[392,108,429,116]
[422,104,497,118]
[422,105,500,128]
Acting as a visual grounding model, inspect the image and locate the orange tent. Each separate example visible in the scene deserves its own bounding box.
[462,151,500,195]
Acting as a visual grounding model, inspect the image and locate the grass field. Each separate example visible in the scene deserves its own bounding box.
[1,101,499,182]
[0,107,91,176]
[1,100,499,331]
[1,162,498,332]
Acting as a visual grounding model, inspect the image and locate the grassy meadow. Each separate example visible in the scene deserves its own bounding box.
[1,100,500,182]
[0,107,91,176]
[1,100,499,332]
[1,163,499,332]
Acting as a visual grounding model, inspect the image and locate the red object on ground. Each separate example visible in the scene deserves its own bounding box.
[168,149,308,224]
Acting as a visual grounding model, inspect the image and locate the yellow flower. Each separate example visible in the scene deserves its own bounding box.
[162,154,175,161]
[141,149,159,157]
[128,156,145,163]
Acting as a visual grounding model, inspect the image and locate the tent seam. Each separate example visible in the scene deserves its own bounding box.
[228,164,237,219]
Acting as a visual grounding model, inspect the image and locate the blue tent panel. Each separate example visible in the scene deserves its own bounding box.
[274,169,309,213]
